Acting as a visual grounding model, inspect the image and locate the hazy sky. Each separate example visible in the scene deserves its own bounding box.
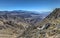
[0,0,60,12]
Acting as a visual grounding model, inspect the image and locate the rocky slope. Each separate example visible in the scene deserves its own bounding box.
[0,10,46,38]
[18,8,60,38]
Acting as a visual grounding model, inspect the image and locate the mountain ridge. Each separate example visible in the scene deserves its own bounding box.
[19,8,60,38]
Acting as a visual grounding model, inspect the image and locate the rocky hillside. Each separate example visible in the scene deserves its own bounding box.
[0,10,47,38]
[19,8,60,38]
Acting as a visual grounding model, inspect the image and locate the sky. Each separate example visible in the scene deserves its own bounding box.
[0,0,60,12]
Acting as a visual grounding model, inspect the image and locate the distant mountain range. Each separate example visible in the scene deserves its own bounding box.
[0,10,50,25]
